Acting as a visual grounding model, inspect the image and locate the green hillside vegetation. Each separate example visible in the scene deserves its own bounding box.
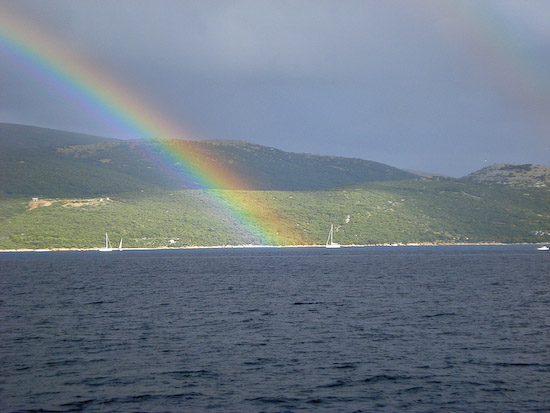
[1,179,549,249]
[0,123,117,149]
[1,145,176,197]
[195,140,415,190]
[463,163,550,187]
[0,124,414,196]
[1,124,548,249]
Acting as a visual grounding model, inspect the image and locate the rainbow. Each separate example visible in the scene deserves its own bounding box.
[0,7,304,245]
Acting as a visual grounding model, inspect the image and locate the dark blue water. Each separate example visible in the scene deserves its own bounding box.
[1,246,549,412]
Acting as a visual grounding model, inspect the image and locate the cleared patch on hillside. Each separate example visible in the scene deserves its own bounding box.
[28,199,54,210]
[28,197,112,210]
[62,198,113,207]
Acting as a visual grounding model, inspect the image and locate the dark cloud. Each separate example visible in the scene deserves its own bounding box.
[1,0,549,176]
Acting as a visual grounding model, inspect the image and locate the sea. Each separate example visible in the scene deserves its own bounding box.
[1,245,549,412]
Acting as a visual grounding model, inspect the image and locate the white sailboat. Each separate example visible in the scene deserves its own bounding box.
[325,224,341,249]
[99,233,113,252]
[118,238,123,251]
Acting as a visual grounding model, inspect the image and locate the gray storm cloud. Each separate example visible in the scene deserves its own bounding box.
[1,0,549,176]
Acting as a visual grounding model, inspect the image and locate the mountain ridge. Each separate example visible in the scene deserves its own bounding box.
[463,163,550,187]
[0,123,118,149]
[0,123,416,195]
[0,124,548,247]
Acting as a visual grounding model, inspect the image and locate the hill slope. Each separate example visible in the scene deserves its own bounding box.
[0,124,415,196]
[0,123,117,148]
[1,179,548,248]
[2,124,548,248]
[463,163,550,187]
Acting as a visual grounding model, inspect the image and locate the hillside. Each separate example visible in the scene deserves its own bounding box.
[1,179,549,249]
[463,163,550,187]
[1,124,548,248]
[0,124,415,196]
[0,123,117,149]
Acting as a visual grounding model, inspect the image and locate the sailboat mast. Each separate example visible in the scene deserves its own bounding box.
[325,223,341,248]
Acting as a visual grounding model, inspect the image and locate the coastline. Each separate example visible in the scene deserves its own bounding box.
[0,242,541,253]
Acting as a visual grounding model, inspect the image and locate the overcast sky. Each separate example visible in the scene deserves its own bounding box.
[1,0,549,177]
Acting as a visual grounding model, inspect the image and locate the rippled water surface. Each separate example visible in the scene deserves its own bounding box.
[1,246,549,412]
